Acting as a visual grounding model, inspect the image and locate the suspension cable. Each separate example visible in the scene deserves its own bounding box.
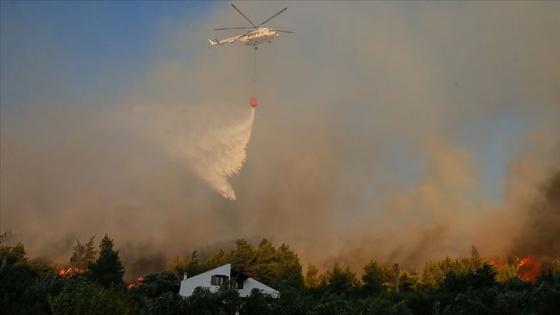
[253,48,257,82]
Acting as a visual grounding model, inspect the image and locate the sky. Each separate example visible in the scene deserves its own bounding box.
[1,1,559,278]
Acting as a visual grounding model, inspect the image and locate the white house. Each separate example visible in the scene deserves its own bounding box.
[178,263,279,298]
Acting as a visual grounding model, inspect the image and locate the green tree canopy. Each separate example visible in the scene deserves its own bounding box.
[250,239,278,285]
[132,271,179,299]
[0,242,27,266]
[470,245,484,269]
[362,260,385,294]
[49,280,128,315]
[327,262,358,295]
[0,244,62,314]
[273,243,304,289]
[70,236,97,270]
[203,249,227,271]
[88,234,124,287]
[203,238,304,289]
[168,250,202,279]
[227,239,256,275]
[305,263,323,289]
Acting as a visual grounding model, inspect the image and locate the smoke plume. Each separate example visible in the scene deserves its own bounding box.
[510,170,560,267]
[1,2,560,278]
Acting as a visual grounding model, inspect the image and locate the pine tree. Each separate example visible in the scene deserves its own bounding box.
[0,242,27,266]
[305,263,322,289]
[228,238,255,275]
[362,260,384,293]
[251,239,278,284]
[70,236,97,270]
[275,243,304,289]
[327,263,357,295]
[89,234,124,287]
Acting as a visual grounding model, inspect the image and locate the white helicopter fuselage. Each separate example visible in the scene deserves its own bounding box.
[209,27,279,47]
[240,28,279,46]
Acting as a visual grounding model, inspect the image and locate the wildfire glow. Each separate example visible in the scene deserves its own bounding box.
[488,259,507,270]
[488,256,542,283]
[128,276,144,289]
[58,267,85,277]
[517,257,541,282]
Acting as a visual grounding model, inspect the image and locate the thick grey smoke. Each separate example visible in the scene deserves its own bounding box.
[510,170,560,267]
[1,2,559,278]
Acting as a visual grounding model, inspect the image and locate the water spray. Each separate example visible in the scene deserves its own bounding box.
[187,107,256,200]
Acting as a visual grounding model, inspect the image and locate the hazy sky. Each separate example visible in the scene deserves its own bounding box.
[2,1,559,277]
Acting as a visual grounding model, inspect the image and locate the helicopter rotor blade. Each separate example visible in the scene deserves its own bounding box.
[213,27,252,31]
[274,29,294,34]
[257,7,287,27]
[231,4,257,28]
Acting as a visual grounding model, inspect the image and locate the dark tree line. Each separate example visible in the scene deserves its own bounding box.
[167,238,304,290]
[1,238,559,314]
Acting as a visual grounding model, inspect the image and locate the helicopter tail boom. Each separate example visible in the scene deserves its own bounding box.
[208,35,243,47]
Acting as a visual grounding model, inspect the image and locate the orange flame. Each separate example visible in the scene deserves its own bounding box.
[517,257,541,282]
[58,267,85,277]
[127,276,145,289]
[487,258,507,269]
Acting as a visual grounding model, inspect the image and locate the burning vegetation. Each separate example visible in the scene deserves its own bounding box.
[127,277,144,289]
[2,235,560,314]
[503,169,560,282]
[516,257,541,282]
[488,256,542,283]
[58,267,86,277]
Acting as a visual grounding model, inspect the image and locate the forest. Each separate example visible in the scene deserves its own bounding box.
[1,235,559,315]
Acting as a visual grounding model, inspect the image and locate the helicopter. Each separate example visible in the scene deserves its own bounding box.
[208,4,293,50]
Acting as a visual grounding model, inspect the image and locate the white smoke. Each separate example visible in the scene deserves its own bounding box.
[121,104,256,200]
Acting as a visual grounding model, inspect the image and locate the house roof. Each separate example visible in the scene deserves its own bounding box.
[178,263,279,298]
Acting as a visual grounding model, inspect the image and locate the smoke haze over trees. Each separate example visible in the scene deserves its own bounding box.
[1,237,559,314]
[1,1,560,277]
[510,170,560,267]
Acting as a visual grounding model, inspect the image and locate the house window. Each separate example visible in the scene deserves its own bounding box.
[227,279,244,289]
[211,275,229,285]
